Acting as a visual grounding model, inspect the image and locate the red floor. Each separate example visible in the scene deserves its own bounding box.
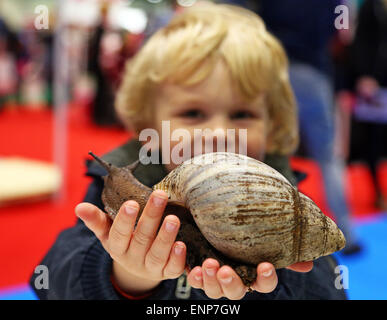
[0,106,385,289]
[0,105,130,288]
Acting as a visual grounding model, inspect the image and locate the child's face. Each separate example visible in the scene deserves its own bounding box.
[151,60,271,172]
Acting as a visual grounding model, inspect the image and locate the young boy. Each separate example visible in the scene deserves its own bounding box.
[30,3,346,300]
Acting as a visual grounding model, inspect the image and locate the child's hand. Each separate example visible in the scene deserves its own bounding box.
[75,190,186,296]
[187,259,313,300]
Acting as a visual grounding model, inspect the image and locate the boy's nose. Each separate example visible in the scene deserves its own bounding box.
[208,115,231,133]
[201,130,227,153]
[201,124,237,153]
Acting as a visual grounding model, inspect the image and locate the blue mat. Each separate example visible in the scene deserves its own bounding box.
[333,213,387,300]
[0,214,386,300]
[0,284,37,300]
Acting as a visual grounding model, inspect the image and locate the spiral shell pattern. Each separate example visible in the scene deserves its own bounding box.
[153,152,346,268]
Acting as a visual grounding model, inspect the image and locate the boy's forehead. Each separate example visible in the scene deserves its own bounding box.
[155,60,261,106]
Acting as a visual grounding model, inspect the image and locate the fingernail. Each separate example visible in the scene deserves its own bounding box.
[75,204,83,218]
[165,221,177,233]
[125,205,137,216]
[262,269,273,277]
[205,268,215,277]
[153,195,166,207]
[220,276,233,284]
[194,274,202,281]
[174,244,184,255]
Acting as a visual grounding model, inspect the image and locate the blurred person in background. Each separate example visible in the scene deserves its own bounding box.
[17,21,52,109]
[87,1,142,127]
[251,0,363,254]
[87,1,119,126]
[0,18,18,109]
[346,0,387,211]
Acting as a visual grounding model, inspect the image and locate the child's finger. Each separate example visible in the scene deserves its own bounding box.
[75,202,111,244]
[145,215,180,272]
[202,258,223,299]
[286,261,313,273]
[128,190,168,260]
[251,262,278,293]
[163,241,186,279]
[216,266,247,300]
[108,201,139,258]
[187,266,203,289]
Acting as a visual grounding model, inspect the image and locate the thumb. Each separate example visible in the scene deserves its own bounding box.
[251,262,278,293]
[286,261,313,273]
[75,202,111,245]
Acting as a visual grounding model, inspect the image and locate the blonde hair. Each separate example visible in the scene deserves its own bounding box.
[115,3,299,155]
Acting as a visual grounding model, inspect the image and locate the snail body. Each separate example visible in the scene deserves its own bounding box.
[89,151,345,278]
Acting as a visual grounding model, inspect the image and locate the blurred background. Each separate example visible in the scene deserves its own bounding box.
[0,0,386,300]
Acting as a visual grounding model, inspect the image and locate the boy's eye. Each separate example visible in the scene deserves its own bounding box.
[179,109,205,119]
[231,110,255,120]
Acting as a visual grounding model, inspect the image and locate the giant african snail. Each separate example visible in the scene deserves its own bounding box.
[89,151,345,280]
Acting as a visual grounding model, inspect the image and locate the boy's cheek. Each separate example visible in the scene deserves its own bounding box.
[247,145,266,162]
[245,138,266,161]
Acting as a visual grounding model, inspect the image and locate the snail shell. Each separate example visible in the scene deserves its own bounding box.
[89,151,345,270]
[153,152,346,268]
